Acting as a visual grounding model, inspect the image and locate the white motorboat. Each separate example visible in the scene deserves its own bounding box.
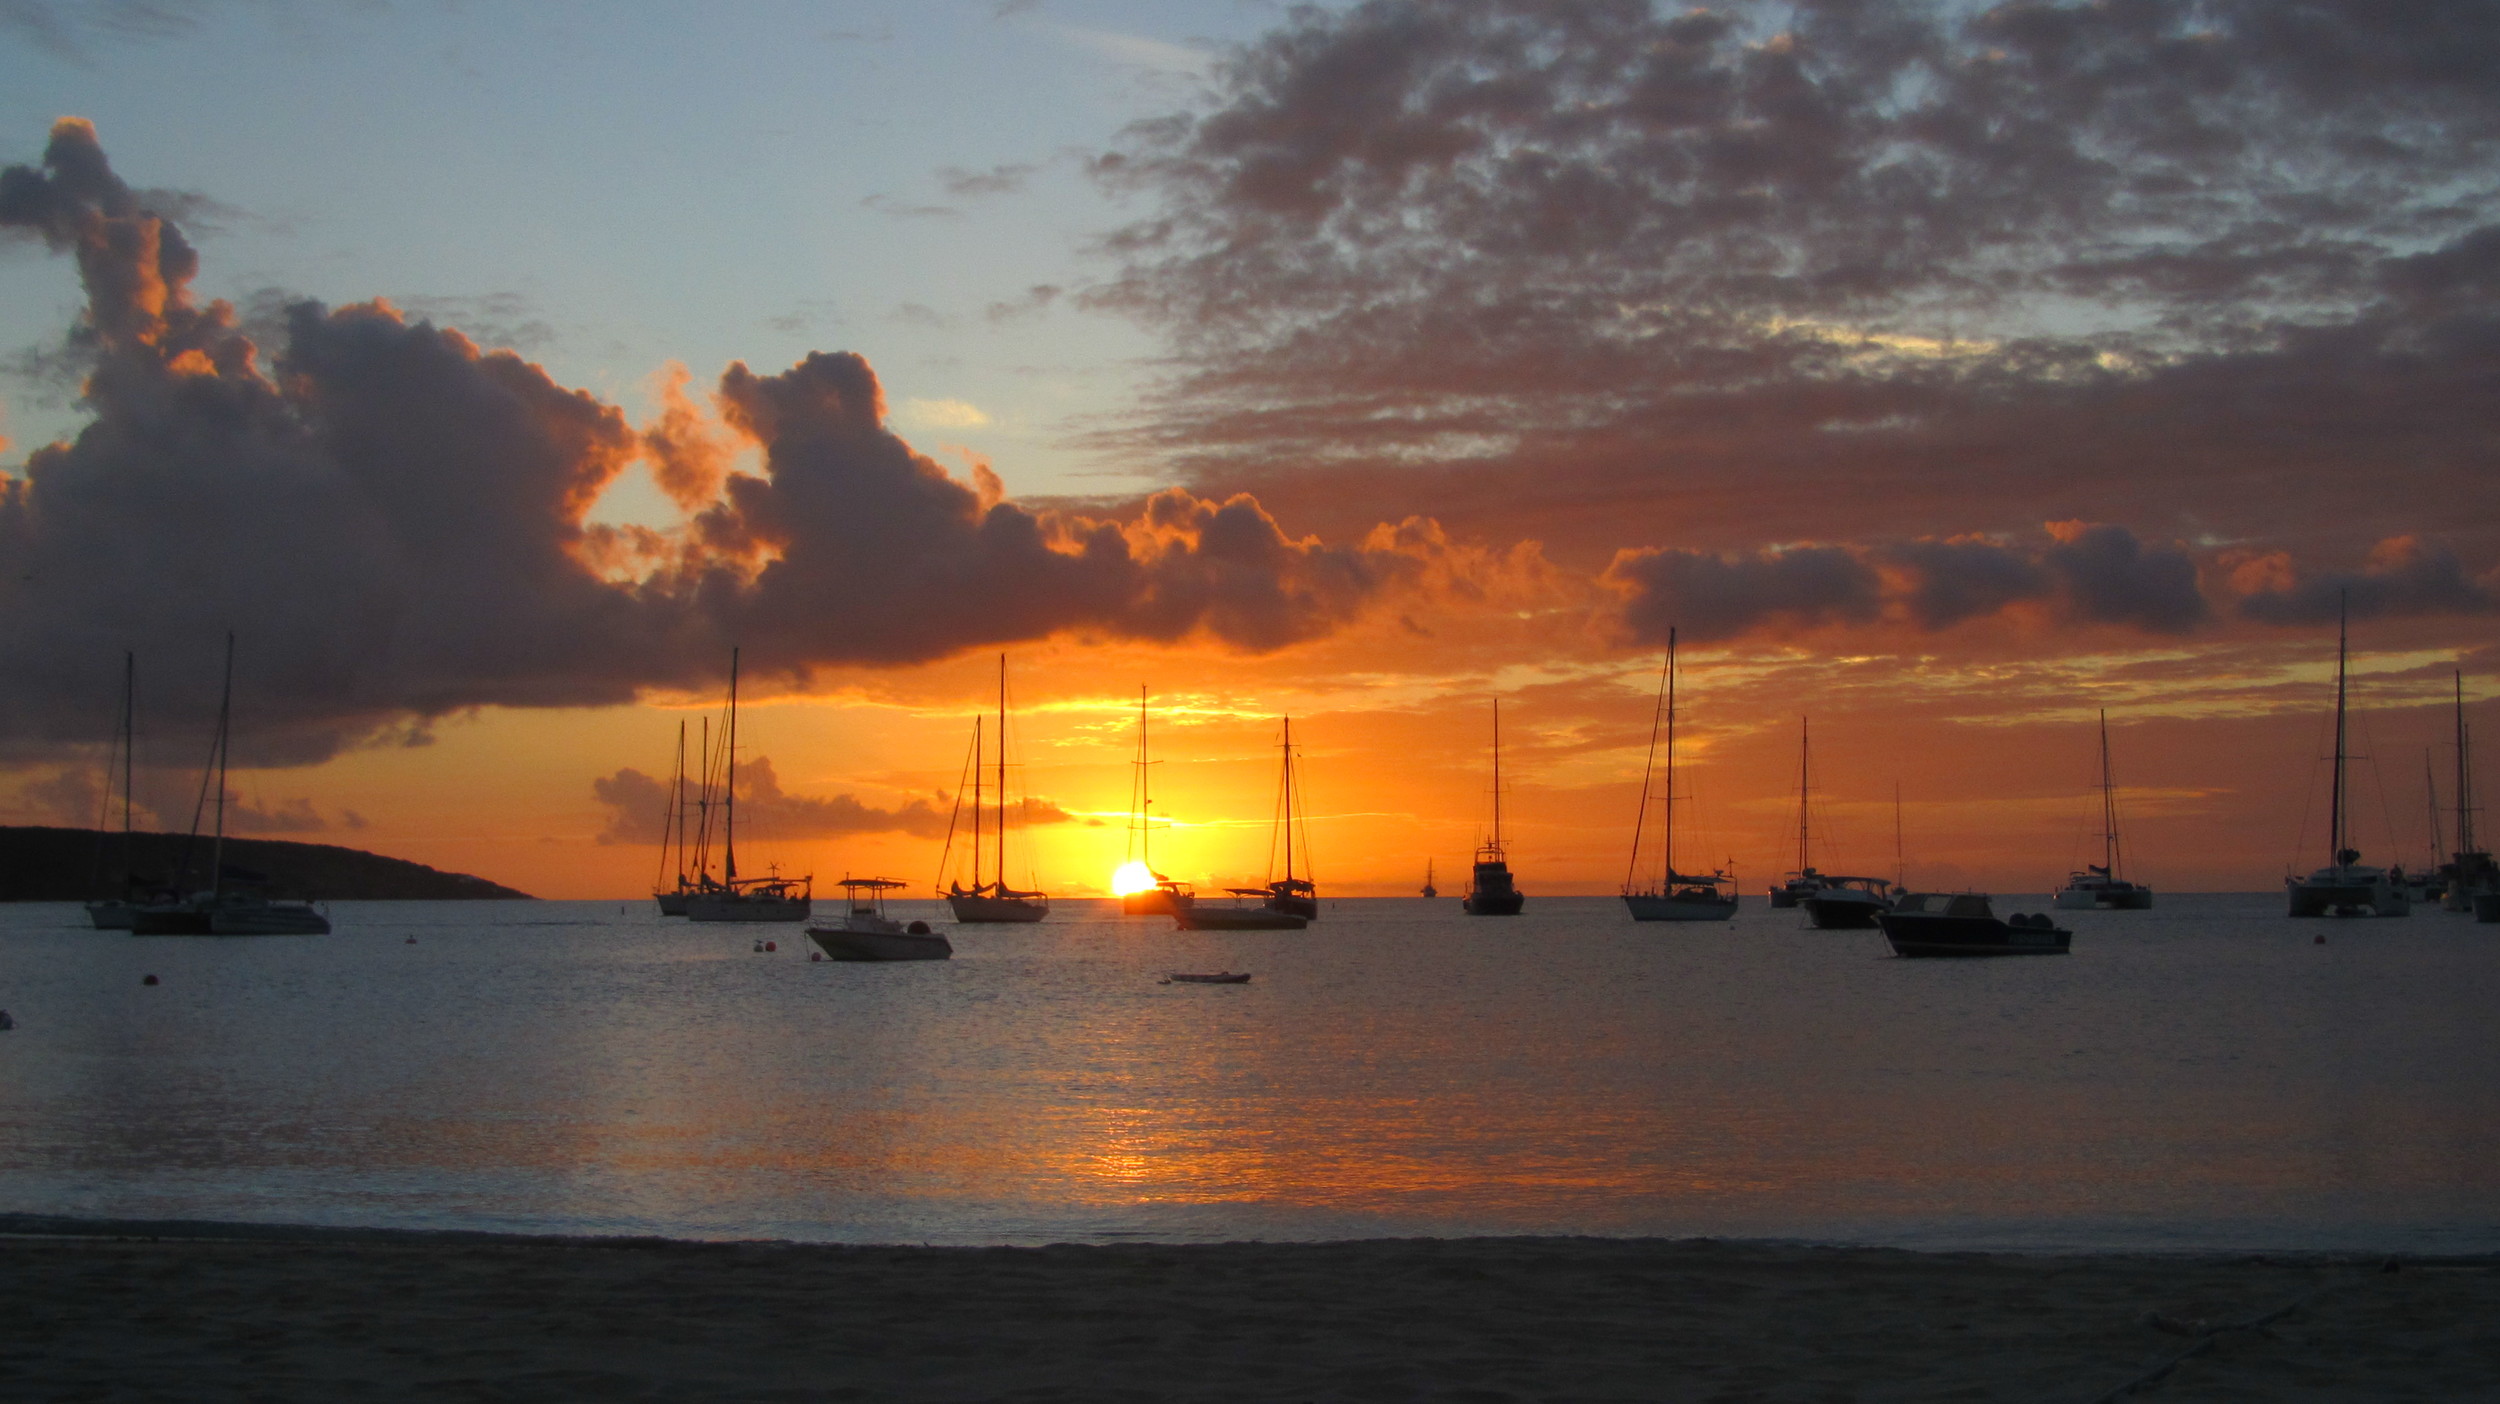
[1622,630,1736,923]
[809,879,951,960]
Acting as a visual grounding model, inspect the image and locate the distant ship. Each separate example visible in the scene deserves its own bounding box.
[943,655,1049,923]
[1462,700,1525,915]
[1621,628,1736,922]
[685,648,812,923]
[1420,859,1436,899]
[2285,595,2409,918]
[2054,710,2154,910]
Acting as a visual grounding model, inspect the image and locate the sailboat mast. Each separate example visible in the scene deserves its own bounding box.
[2099,710,2119,879]
[671,719,688,886]
[996,653,1007,893]
[210,632,233,900]
[970,715,983,890]
[1795,717,1810,874]
[1626,648,1671,893]
[1280,717,1295,884]
[1664,628,1679,885]
[2460,671,2476,859]
[693,716,711,885]
[2330,593,2349,866]
[2425,749,2444,866]
[1893,780,1905,890]
[1132,687,1152,870]
[723,648,740,884]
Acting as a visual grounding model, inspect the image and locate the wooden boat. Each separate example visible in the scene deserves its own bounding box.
[1878,893,2069,956]
[809,878,951,960]
[942,655,1049,923]
[1164,972,1251,984]
[2285,596,2408,918]
[1621,630,1736,923]
[686,649,813,923]
[1463,700,1526,915]
[1166,881,1307,930]
[2055,711,2154,910]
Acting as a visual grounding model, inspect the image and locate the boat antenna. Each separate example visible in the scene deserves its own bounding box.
[1490,698,1504,856]
[1625,644,1671,894]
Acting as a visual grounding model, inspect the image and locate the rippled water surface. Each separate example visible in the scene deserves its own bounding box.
[1,895,2493,1250]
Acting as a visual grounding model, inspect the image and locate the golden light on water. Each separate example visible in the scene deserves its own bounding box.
[1109,861,1159,896]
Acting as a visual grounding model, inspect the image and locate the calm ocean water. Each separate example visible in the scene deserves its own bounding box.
[0,894,2493,1251]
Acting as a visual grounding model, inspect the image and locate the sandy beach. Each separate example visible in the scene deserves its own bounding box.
[3,1219,2493,1401]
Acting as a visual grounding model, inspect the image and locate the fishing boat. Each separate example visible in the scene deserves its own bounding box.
[2285,595,2409,918]
[942,655,1049,923]
[1261,716,1319,920]
[84,652,141,930]
[1621,630,1737,923]
[808,878,951,961]
[1878,893,2070,957]
[685,649,813,923]
[1767,718,1824,907]
[1420,859,1437,899]
[2054,711,2155,910]
[1801,875,1894,929]
[1462,700,1525,915]
[129,635,331,937]
[1163,879,1307,930]
[1117,688,1174,915]
[2438,671,2494,912]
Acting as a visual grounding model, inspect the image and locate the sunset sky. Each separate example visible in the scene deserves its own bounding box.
[1,0,2492,899]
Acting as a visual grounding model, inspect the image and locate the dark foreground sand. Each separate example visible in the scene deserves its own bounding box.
[3,1218,2494,1401]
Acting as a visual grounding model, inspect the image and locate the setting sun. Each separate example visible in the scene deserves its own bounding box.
[1109,861,1159,897]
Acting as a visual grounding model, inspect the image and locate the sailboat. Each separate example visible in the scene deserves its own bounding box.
[1420,859,1437,899]
[651,719,699,915]
[2285,595,2409,918]
[1767,719,1823,907]
[1166,716,1316,930]
[1462,700,1525,915]
[1622,629,1737,922]
[85,651,141,930]
[2438,670,2494,912]
[944,655,1049,923]
[2054,710,2154,910]
[685,649,813,922]
[1118,688,1174,916]
[129,635,331,936]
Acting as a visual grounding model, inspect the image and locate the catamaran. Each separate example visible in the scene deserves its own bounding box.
[943,655,1049,923]
[1621,629,1737,922]
[2054,710,2154,910]
[2285,595,2409,918]
[1462,700,1525,915]
[685,648,813,922]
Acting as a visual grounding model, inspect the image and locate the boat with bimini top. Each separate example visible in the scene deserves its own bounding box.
[809,878,950,961]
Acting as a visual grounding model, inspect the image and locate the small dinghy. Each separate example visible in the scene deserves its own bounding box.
[1163,971,1252,984]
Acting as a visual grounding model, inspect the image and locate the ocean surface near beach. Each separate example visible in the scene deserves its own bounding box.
[2,894,2493,1251]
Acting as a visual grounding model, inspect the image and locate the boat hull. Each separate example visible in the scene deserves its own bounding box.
[2054,882,2154,910]
[85,900,134,930]
[209,903,331,936]
[947,893,1049,923]
[1267,893,1319,920]
[1877,912,2071,957]
[1766,888,1803,909]
[1802,894,1886,929]
[654,892,692,916]
[2285,873,2408,918]
[128,904,213,936]
[2475,892,2500,923]
[1623,891,1737,922]
[809,926,952,961]
[687,895,811,923]
[1462,891,1524,915]
[1166,972,1251,984]
[1118,888,1175,916]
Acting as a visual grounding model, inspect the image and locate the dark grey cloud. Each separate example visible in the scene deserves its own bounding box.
[593,755,967,845]
[0,121,1460,764]
[2238,536,2500,623]
[1087,0,2500,583]
[1609,544,1881,643]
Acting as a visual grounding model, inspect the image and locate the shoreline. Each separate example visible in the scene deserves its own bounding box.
[7,1215,2493,1400]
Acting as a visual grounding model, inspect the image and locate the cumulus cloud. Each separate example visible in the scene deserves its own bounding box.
[2235,536,2500,624]
[1088,0,2500,577]
[0,120,1475,763]
[1606,523,2213,642]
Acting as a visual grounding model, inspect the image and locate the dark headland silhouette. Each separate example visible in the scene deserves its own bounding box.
[0,826,531,902]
